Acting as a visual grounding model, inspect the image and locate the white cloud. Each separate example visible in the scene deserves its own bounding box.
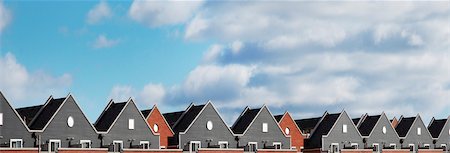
[0,1,11,33]
[93,34,119,49]
[140,83,165,105]
[129,0,204,27]
[86,0,112,24]
[202,44,222,63]
[108,85,133,102]
[0,52,72,106]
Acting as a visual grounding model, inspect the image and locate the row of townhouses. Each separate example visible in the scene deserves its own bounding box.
[0,92,449,153]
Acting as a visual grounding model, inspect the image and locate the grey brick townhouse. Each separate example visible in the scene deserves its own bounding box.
[356,113,400,152]
[163,101,236,152]
[15,94,100,152]
[395,115,433,151]
[305,110,363,152]
[0,92,33,148]
[428,116,449,151]
[231,105,291,152]
[295,113,324,139]
[94,98,159,152]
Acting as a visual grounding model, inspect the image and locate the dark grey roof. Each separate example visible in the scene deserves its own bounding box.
[358,115,381,136]
[306,113,340,149]
[94,102,127,132]
[274,114,283,122]
[141,109,152,118]
[163,111,185,127]
[29,98,65,130]
[16,105,44,125]
[295,117,322,133]
[232,108,260,134]
[172,104,205,133]
[428,118,447,138]
[395,117,415,137]
[353,118,361,126]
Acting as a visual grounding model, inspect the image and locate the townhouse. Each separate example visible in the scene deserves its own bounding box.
[395,115,434,151]
[295,115,323,139]
[275,112,305,152]
[356,113,400,151]
[428,116,449,151]
[141,105,174,149]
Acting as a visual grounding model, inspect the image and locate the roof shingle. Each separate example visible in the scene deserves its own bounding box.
[428,118,447,138]
[29,98,65,130]
[395,117,415,137]
[94,102,127,132]
[232,108,260,134]
[358,115,381,136]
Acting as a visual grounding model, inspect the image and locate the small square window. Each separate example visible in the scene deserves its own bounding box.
[417,127,421,135]
[273,142,282,149]
[351,143,358,149]
[140,141,150,149]
[219,141,228,149]
[10,139,23,148]
[262,123,268,133]
[80,140,91,148]
[128,119,134,130]
[342,124,347,133]
[390,144,396,149]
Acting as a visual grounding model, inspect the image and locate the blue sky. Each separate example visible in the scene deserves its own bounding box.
[0,1,449,124]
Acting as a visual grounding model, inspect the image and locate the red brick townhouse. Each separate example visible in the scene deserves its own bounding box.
[141,105,175,149]
[274,112,305,152]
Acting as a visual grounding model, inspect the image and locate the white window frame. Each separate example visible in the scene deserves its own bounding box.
[189,141,201,153]
[49,139,61,153]
[373,143,380,153]
[128,119,135,130]
[273,142,282,150]
[424,144,430,149]
[262,123,268,133]
[331,143,340,153]
[342,124,348,133]
[441,144,447,153]
[0,113,3,125]
[409,144,415,153]
[248,142,258,152]
[10,139,23,148]
[113,140,123,153]
[140,141,150,150]
[417,127,421,135]
[390,143,396,149]
[382,126,387,134]
[351,143,358,149]
[80,140,91,148]
[218,141,228,149]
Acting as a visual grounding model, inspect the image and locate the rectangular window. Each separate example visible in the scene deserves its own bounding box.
[140,141,150,149]
[441,144,447,153]
[49,139,61,153]
[113,141,123,153]
[218,141,228,149]
[273,142,282,150]
[423,144,430,149]
[417,127,421,135]
[0,113,3,125]
[248,142,257,152]
[342,124,347,133]
[80,140,91,148]
[190,141,201,153]
[373,143,380,153]
[128,119,135,130]
[351,143,358,149]
[390,144,396,149]
[10,139,23,148]
[331,143,339,153]
[262,123,268,133]
[409,144,415,153]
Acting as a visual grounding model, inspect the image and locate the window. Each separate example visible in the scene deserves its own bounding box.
[441,144,447,153]
[382,126,387,134]
[331,143,339,153]
[262,123,268,133]
[409,144,415,153]
[248,142,257,152]
[273,142,282,150]
[67,116,74,128]
[373,143,380,153]
[417,127,421,135]
[0,113,3,125]
[113,141,123,153]
[207,121,213,130]
[49,139,61,153]
[218,141,228,149]
[153,124,159,132]
[351,143,358,149]
[140,141,150,149]
[190,141,201,153]
[390,144,396,149]
[10,139,23,148]
[423,144,430,149]
[80,140,91,148]
[342,124,348,133]
[285,127,290,135]
[128,119,134,130]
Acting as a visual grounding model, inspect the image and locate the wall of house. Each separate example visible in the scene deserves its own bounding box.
[434,119,450,149]
[257,149,298,153]
[102,102,159,149]
[278,113,304,152]
[365,114,400,148]
[322,111,363,151]
[37,96,100,148]
[402,117,433,149]
[0,148,38,153]
[417,149,446,153]
[0,95,34,148]
[122,149,182,153]
[238,107,291,149]
[197,148,243,153]
[58,148,108,153]
[382,149,410,153]
[179,104,237,150]
[146,107,174,148]
[341,149,372,153]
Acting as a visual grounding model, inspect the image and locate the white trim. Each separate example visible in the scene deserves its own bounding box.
[0,92,33,132]
[140,141,150,150]
[262,123,268,133]
[350,143,358,149]
[143,105,175,135]
[423,144,430,149]
[189,141,201,153]
[401,114,434,140]
[28,95,53,127]
[49,139,61,153]
[278,111,306,135]
[218,141,228,149]
[409,144,415,153]
[366,113,401,139]
[330,143,339,153]
[373,143,380,153]
[342,124,348,133]
[10,139,23,148]
[0,113,3,126]
[323,110,364,138]
[248,142,258,152]
[390,143,396,149]
[128,119,135,130]
[113,140,123,153]
[273,142,282,150]
[80,140,91,148]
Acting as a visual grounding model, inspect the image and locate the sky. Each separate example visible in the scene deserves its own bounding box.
[0,0,449,125]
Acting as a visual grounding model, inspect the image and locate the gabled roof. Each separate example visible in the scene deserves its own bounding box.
[295,116,322,133]
[172,104,205,133]
[274,114,283,122]
[16,104,44,125]
[141,105,175,135]
[0,91,31,131]
[94,101,127,132]
[353,118,361,126]
[28,97,65,130]
[141,109,153,119]
[427,117,448,138]
[163,111,185,127]
[395,116,415,137]
[358,115,381,136]
[306,112,341,149]
[231,107,260,134]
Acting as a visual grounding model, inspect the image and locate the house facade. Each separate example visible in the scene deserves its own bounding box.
[0,92,33,148]
[275,112,305,152]
[232,105,291,152]
[357,113,400,151]
[395,115,434,151]
[142,105,174,149]
[428,116,449,151]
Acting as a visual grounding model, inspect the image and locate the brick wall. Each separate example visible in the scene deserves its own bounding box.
[57,148,108,153]
[146,106,175,148]
[257,149,298,153]
[278,113,305,152]
[382,149,410,153]
[341,149,372,153]
[123,148,183,153]
[198,148,244,153]
[0,148,38,153]
[418,149,445,153]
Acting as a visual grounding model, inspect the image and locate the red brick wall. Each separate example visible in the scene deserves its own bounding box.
[0,148,38,153]
[382,149,410,153]
[146,106,175,148]
[303,148,322,153]
[278,112,305,152]
[341,149,372,153]
[57,148,108,153]
[418,149,444,153]
[257,149,298,153]
[123,149,182,153]
[198,148,243,153]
